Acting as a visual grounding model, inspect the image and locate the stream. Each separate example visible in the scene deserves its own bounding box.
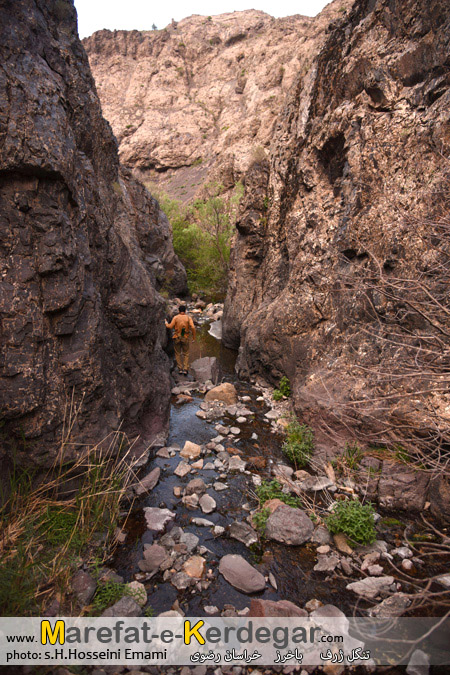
[112,316,449,620]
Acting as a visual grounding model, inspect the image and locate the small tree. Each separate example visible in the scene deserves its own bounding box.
[152,23,157,30]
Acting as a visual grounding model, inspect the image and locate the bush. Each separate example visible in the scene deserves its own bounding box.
[326,499,376,545]
[282,420,314,468]
[273,376,291,401]
[256,480,301,508]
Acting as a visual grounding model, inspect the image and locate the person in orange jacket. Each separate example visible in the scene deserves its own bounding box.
[165,305,196,375]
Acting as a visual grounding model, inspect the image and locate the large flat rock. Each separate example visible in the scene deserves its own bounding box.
[219,554,265,594]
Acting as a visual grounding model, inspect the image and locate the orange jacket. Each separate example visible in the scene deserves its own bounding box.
[166,313,196,340]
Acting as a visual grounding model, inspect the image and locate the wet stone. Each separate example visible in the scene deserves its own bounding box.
[219,554,265,594]
[143,507,175,532]
[228,521,259,547]
[174,461,191,478]
[185,477,206,495]
[199,493,216,514]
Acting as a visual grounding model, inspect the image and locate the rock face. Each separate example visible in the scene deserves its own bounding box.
[0,0,187,463]
[82,3,353,200]
[223,0,450,476]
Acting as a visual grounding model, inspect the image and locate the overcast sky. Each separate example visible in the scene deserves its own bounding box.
[74,0,331,39]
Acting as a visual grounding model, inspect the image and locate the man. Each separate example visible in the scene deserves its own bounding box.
[165,305,196,375]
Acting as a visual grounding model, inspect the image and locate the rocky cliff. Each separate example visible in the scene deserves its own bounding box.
[82,2,352,200]
[0,0,187,464]
[223,0,450,471]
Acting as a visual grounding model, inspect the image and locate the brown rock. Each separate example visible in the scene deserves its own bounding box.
[265,504,314,545]
[249,599,308,617]
[83,7,349,197]
[180,441,202,460]
[333,533,353,555]
[204,383,238,405]
[135,467,160,496]
[247,456,267,470]
[219,554,265,594]
[183,556,206,579]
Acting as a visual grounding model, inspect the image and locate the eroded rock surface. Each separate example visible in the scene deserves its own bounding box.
[82,3,353,199]
[223,0,450,495]
[0,0,187,463]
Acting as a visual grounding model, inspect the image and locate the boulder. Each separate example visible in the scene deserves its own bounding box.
[378,460,430,511]
[190,357,220,384]
[135,467,160,496]
[205,383,238,405]
[219,554,265,594]
[249,599,307,617]
[265,504,314,545]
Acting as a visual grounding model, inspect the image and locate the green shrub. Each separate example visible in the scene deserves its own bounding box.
[279,376,291,397]
[273,389,283,401]
[282,420,314,468]
[256,480,301,508]
[326,499,376,545]
[90,580,146,615]
[343,442,362,470]
[253,507,270,534]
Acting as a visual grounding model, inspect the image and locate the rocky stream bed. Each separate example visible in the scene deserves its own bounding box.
[65,306,450,675]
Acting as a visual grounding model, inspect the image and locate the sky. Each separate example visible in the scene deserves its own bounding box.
[74,0,331,39]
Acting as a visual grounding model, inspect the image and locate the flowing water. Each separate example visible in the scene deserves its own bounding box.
[113,322,449,618]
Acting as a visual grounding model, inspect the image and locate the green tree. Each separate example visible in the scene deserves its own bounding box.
[148,181,243,298]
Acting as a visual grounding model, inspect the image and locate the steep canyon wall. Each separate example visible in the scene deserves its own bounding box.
[223,0,450,467]
[0,0,187,464]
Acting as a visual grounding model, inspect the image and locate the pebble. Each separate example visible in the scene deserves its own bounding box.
[203,462,215,470]
[367,564,384,576]
[317,545,330,554]
[174,461,191,478]
[230,427,241,435]
[401,559,414,572]
[192,518,214,527]
[199,494,216,514]
[251,433,258,440]
[214,482,228,491]
[204,605,219,615]
[156,447,170,458]
[191,459,204,470]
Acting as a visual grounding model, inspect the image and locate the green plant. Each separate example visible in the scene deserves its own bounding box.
[0,421,134,616]
[256,480,301,508]
[252,507,270,534]
[343,442,362,470]
[282,420,314,468]
[144,605,155,617]
[379,517,404,528]
[192,157,203,166]
[273,389,283,401]
[279,376,291,397]
[326,499,376,545]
